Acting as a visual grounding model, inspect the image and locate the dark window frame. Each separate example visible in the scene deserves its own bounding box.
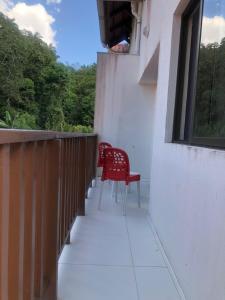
[173,0,225,149]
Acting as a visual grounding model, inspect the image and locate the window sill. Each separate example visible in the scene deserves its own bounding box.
[171,139,225,153]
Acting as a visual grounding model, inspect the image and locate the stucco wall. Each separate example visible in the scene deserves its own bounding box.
[94,53,155,190]
[139,0,225,299]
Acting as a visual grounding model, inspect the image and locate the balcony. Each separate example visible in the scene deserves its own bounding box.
[0,129,182,300]
[58,182,181,300]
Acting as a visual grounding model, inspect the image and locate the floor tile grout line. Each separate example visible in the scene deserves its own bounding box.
[59,263,133,268]
[125,215,141,300]
[145,214,186,300]
[58,262,168,268]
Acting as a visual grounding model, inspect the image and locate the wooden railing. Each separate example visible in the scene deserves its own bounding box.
[0,130,97,300]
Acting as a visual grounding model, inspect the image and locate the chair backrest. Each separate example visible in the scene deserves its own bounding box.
[97,142,112,167]
[102,147,130,182]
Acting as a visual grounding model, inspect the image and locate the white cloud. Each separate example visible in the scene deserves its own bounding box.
[202,16,225,45]
[47,0,61,4]
[0,0,13,13]
[0,1,56,46]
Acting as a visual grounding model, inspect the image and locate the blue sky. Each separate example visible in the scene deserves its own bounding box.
[2,0,225,65]
[1,0,105,66]
[55,0,105,66]
[204,0,225,18]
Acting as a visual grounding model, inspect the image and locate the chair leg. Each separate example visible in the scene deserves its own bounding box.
[94,176,98,187]
[115,182,119,203]
[111,181,115,198]
[92,179,95,188]
[98,181,104,210]
[128,183,131,193]
[137,181,141,208]
[123,185,128,216]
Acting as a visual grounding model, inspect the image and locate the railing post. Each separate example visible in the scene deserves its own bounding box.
[65,139,69,241]
[65,233,70,245]
[71,138,76,224]
[74,138,79,218]
[0,145,10,300]
[8,143,25,300]
[68,139,73,230]
[77,137,87,216]
[23,142,36,300]
[92,136,97,183]
[42,140,60,300]
[60,139,67,252]
[34,141,47,299]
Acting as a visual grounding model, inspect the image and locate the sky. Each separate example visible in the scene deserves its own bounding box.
[204,0,225,18]
[0,0,105,66]
[2,0,225,65]
[202,0,225,45]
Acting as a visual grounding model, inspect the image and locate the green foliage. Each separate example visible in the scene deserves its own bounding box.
[0,110,37,129]
[194,38,225,137]
[14,112,37,129]
[0,111,18,128]
[62,123,93,133]
[0,13,96,133]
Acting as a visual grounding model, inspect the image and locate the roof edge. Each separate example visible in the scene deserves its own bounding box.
[97,0,140,48]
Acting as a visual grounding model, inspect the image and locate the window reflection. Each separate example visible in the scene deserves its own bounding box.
[194,0,225,137]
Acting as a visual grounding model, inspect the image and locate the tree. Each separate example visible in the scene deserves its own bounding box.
[0,13,96,133]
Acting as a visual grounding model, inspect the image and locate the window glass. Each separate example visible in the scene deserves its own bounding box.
[194,0,225,137]
[180,18,192,140]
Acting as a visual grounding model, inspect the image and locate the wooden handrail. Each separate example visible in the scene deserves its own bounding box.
[0,130,97,300]
[0,129,96,144]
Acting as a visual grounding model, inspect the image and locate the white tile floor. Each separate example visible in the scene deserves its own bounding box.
[58,182,181,300]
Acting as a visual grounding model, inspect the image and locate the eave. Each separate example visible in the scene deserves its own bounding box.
[97,0,135,48]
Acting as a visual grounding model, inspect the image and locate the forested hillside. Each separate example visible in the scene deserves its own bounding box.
[194,38,225,137]
[0,13,96,132]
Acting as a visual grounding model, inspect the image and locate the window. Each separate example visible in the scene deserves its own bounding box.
[174,0,225,148]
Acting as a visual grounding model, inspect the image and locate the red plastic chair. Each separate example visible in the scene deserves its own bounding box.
[95,142,112,186]
[97,142,112,167]
[98,147,141,215]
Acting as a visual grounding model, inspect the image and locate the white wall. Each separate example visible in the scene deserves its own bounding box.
[138,0,225,299]
[94,53,155,190]
[95,0,225,297]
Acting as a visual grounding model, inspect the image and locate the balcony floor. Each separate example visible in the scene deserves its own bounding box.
[58,182,181,300]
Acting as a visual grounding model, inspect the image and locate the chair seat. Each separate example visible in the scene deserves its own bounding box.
[128,171,140,182]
